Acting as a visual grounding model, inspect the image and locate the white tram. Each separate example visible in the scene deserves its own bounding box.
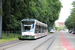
[21,19,48,39]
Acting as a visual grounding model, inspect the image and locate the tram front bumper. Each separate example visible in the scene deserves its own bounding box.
[21,36,34,39]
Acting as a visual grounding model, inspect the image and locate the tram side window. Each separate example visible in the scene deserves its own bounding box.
[42,26,44,33]
[41,26,42,33]
[44,27,45,33]
[35,25,39,33]
[43,27,45,33]
[39,26,41,33]
[42,26,43,33]
[45,27,47,32]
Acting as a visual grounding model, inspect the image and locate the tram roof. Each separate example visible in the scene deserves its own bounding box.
[22,19,37,21]
[22,19,47,27]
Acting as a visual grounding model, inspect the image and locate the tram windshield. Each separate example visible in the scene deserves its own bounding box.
[24,26,31,30]
[22,21,34,32]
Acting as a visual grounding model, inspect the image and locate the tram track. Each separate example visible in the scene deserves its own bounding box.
[0,32,59,50]
[34,33,58,50]
[0,40,23,47]
[0,40,30,50]
[46,34,58,50]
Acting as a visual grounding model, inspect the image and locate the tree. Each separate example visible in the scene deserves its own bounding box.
[65,1,75,29]
[2,0,62,32]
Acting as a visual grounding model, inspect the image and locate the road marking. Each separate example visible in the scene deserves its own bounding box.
[61,32,75,50]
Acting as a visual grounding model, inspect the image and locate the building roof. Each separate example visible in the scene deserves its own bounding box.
[57,22,65,26]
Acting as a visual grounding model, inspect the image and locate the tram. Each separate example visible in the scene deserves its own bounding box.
[21,19,48,39]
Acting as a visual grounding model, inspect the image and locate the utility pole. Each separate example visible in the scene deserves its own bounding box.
[0,0,2,38]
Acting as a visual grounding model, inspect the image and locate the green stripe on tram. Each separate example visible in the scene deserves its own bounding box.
[22,36,34,39]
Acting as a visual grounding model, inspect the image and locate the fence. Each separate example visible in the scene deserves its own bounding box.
[2,31,21,39]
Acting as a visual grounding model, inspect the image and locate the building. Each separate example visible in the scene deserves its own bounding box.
[55,22,65,27]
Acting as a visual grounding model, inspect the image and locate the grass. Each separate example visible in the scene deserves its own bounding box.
[0,38,18,43]
[0,32,21,43]
[2,33,21,39]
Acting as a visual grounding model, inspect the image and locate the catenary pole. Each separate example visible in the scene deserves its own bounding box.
[0,0,2,38]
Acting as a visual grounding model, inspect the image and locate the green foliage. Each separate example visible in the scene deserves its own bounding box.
[2,31,21,39]
[2,0,62,32]
[0,0,2,16]
[65,1,75,29]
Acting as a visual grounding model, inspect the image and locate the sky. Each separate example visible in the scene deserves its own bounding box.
[56,0,74,22]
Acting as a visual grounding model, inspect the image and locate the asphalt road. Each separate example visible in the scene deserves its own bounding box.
[1,31,75,50]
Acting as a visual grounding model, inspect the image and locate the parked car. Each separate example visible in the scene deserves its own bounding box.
[69,30,72,33]
[72,31,75,34]
[50,29,55,33]
[72,28,75,34]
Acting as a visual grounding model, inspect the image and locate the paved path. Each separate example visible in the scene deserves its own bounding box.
[61,32,75,50]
